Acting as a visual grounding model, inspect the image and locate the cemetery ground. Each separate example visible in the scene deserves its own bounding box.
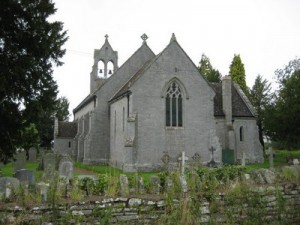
[0,150,300,224]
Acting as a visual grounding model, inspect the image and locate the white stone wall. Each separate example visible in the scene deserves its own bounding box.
[233,118,264,163]
[82,44,155,164]
[128,41,221,170]
[53,138,75,156]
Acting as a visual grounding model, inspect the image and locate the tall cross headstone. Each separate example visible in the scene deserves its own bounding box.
[178,152,188,193]
[178,151,188,175]
[207,146,217,167]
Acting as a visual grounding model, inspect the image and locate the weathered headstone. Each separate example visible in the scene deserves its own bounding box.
[161,152,170,172]
[37,182,50,202]
[138,177,145,194]
[149,176,161,194]
[13,152,26,171]
[58,160,73,183]
[241,150,246,166]
[191,152,201,168]
[119,174,129,196]
[42,153,56,171]
[0,177,20,198]
[14,169,35,186]
[293,158,300,165]
[28,147,37,162]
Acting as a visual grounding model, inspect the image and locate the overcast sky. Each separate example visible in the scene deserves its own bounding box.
[51,0,300,118]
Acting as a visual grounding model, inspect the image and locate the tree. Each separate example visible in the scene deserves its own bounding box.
[198,54,222,82]
[249,75,271,152]
[264,58,300,149]
[0,0,67,160]
[56,96,70,121]
[21,123,40,159]
[229,54,248,94]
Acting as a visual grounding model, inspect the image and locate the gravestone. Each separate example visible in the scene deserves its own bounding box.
[0,177,20,198]
[42,153,56,171]
[191,152,201,168]
[293,158,300,165]
[149,176,161,194]
[13,152,26,171]
[119,174,129,196]
[28,148,37,162]
[37,182,50,202]
[178,151,188,175]
[58,160,73,183]
[138,177,145,194]
[241,150,246,166]
[161,152,170,172]
[207,146,217,167]
[14,169,35,186]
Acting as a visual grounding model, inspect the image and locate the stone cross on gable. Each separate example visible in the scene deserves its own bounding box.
[178,151,188,175]
[105,34,109,40]
[141,33,148,42]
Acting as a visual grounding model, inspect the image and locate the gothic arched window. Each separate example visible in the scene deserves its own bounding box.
[166,82,183,127]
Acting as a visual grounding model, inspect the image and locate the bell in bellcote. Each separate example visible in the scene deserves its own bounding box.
[108,70,112,75]
[99,69,103,73]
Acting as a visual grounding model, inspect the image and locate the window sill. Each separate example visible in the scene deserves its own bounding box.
[165,127,184,130]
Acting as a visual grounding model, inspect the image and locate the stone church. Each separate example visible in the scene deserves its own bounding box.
[54,34,263,172]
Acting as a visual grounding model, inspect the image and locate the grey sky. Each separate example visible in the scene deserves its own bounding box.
[51,0,300,117]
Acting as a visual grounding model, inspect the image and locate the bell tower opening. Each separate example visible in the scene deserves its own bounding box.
[90,34,119,92]
[97,60,105,78]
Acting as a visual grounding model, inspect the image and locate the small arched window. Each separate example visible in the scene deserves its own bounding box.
[166,82,183,127]
[240,126,244,142]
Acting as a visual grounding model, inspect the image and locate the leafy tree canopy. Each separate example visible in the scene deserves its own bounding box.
[229,54,248,94]
[264,59,300,149]
[198,54,222,82]
[249,75,271,151]
[0,0,68,161]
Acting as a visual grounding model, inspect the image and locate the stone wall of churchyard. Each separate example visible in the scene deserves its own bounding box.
[1,182,300,224]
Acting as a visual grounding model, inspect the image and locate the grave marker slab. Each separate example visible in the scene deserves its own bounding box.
[149,176,161,194]
[14,169,35,185]
[119,174,129,196]
[13,152,26,171]
[59,160,73,183]
[28,148,37,162]
[0,177,20,198]
[43,153,56,171]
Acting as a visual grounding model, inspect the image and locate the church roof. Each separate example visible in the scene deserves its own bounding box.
[57,121,77,138]
[110,33,213,103]
[210,82,256,117]
[73,94,96,114]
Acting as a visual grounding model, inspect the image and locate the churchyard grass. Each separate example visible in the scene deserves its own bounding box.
[245,149,300,170]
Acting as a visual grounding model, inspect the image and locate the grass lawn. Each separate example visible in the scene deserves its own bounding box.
[245,150,300,170]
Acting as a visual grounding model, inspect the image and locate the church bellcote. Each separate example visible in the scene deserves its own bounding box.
[90,35,118,93]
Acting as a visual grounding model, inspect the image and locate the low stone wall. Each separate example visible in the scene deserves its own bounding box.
[1,183,300,224]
